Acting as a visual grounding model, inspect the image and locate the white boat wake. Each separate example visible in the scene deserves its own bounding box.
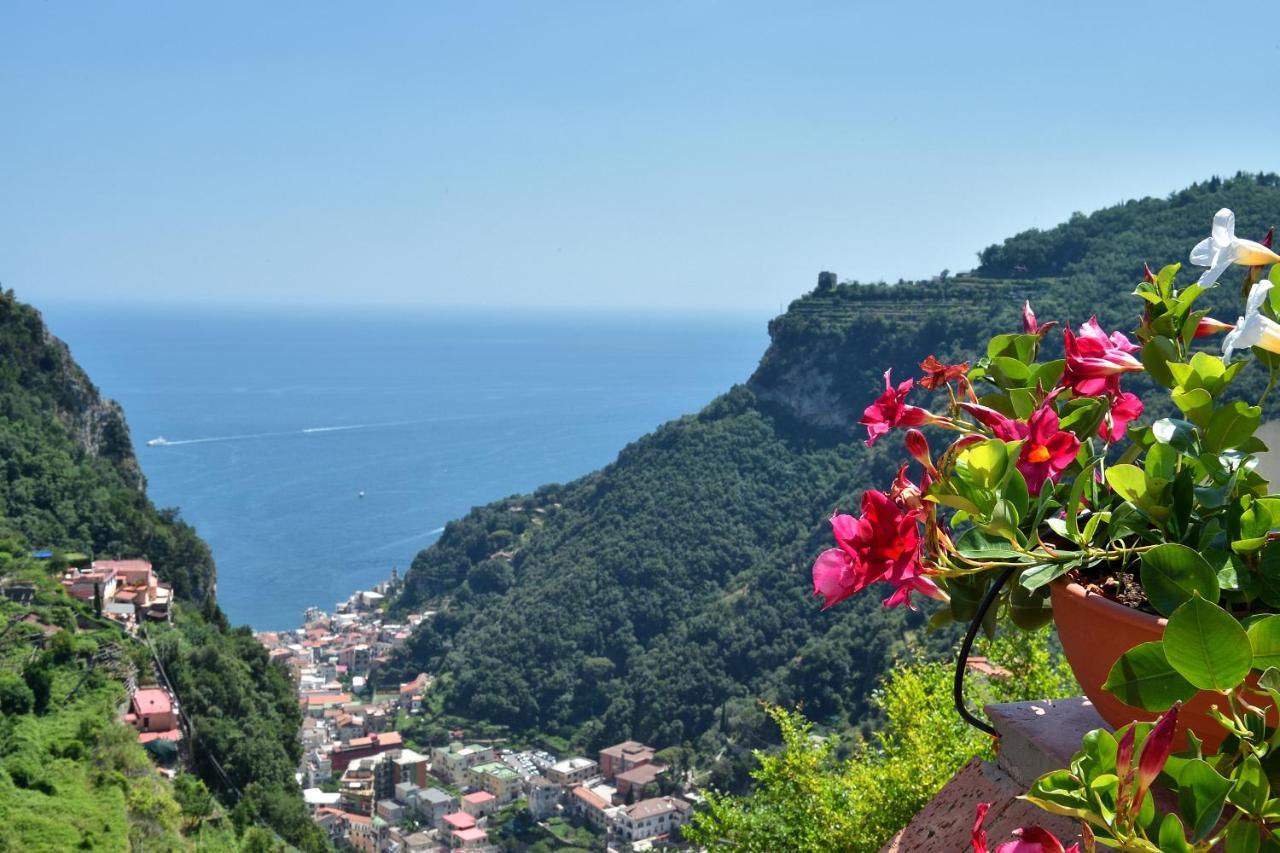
[147,419,433,447]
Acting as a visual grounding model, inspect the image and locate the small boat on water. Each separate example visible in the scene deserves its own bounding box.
[146,437,168,447]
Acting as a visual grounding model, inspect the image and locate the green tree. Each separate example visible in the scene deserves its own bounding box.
[0,672,34,715]
[22,658,52,715]
[173,773,215,829]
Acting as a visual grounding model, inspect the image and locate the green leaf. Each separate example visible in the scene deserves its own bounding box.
[1141,336,1179,388]
[1140,543,1220,618]
[1206,400,1263,452]
[1144,442,1178,482]
[1163,596,1252,691]
[1009,582,1053,630]
[1249,616,1280,671]
[1177,759,1233,843]
[1033,359,1064,390]
[1172,387,1214,426]
[1152,418,1201,453]
[1158,814,1193,853]
[1225,821,1262,853]
[990,356,1031,385]
[957,439,1009,490]
[1023,769,1090,819]
[1105,464,1149,504]
[932,493,982,515]
[1018,559,1079,592]
[1230,754,1270,816]
[1102,641,1199,711]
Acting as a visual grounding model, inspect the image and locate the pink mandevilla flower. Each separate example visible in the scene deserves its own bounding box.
[1018,407,1080,495]
[1061,318,1143,396]
[860,369,938,447]
[973,803,1079,853]
[1098,391,1143,444]
[811,486,939,610]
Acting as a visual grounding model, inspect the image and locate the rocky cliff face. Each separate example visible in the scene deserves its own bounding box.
[38,325,145,488]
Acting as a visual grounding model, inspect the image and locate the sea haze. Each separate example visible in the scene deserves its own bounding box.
[39,304,767,629]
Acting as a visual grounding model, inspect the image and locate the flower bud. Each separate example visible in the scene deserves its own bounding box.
[905,429,933,471]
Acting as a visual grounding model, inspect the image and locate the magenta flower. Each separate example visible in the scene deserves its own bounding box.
[1022,301,1057,336]
[860,370,939,447]
[958,402,1025,442]
[973,803,1079,853]
[1061,318,1143,396]
[812,488,937,610]
[1017,407,1080,495]
[1098,391,1143,444]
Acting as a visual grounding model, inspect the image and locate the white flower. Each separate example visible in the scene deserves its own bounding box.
[1223,280,1280,360]
[1190,208,1280,287]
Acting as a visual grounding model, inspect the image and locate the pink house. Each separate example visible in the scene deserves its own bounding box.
[440,811,475,833]
[125,687,179,741]
[461,790,496,818]
[451,827,487,848]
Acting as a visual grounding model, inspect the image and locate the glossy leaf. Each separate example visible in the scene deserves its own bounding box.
[1249,616,1280,671]
[1102,641,1198,711]
[1163,596,1252,691]
[1229,754,1270,816]
[1176,758,1232,843]
[1140,543,1219,617]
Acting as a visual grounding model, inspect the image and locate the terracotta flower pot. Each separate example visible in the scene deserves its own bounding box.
[1050,579,1274,752]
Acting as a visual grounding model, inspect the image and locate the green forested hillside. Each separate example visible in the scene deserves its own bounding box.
[0,290,326,850]
[388,172,1280,781]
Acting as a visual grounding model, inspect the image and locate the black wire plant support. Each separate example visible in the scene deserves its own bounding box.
[952,564,1018,737]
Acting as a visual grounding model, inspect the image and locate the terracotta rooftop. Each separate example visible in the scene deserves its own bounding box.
[616,762,665,786]
[462,791,495,804]
[572,785,610,811]
[624,796,689,820]
[132,687,172,715]
[442,812,476,830]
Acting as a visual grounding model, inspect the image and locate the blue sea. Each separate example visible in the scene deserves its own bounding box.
[38,305,767,629]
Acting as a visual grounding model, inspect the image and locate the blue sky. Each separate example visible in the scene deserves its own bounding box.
[2,2,1277,313]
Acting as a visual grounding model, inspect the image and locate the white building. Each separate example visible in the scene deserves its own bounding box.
[612,796,692,843]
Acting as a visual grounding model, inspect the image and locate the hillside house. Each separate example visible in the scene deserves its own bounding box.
[461,790,497,818]
[467,761,521,804]
[330,731,402,772]
[612,795,692,843]
[125,687,180,744]
[547,756,597,786]
[526,775,562,820]
[599,740,655,780]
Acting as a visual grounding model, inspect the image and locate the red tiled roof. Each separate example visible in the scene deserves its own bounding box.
[462,791,495,804]
[333,731,402,753]
[132,688,172,715]
[572,786,610,811]
[453,827,487,842]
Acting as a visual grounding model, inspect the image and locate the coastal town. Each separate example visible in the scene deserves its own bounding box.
[255,574,696,852]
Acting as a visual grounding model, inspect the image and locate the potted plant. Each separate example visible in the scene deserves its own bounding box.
[813,209,1280,787]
